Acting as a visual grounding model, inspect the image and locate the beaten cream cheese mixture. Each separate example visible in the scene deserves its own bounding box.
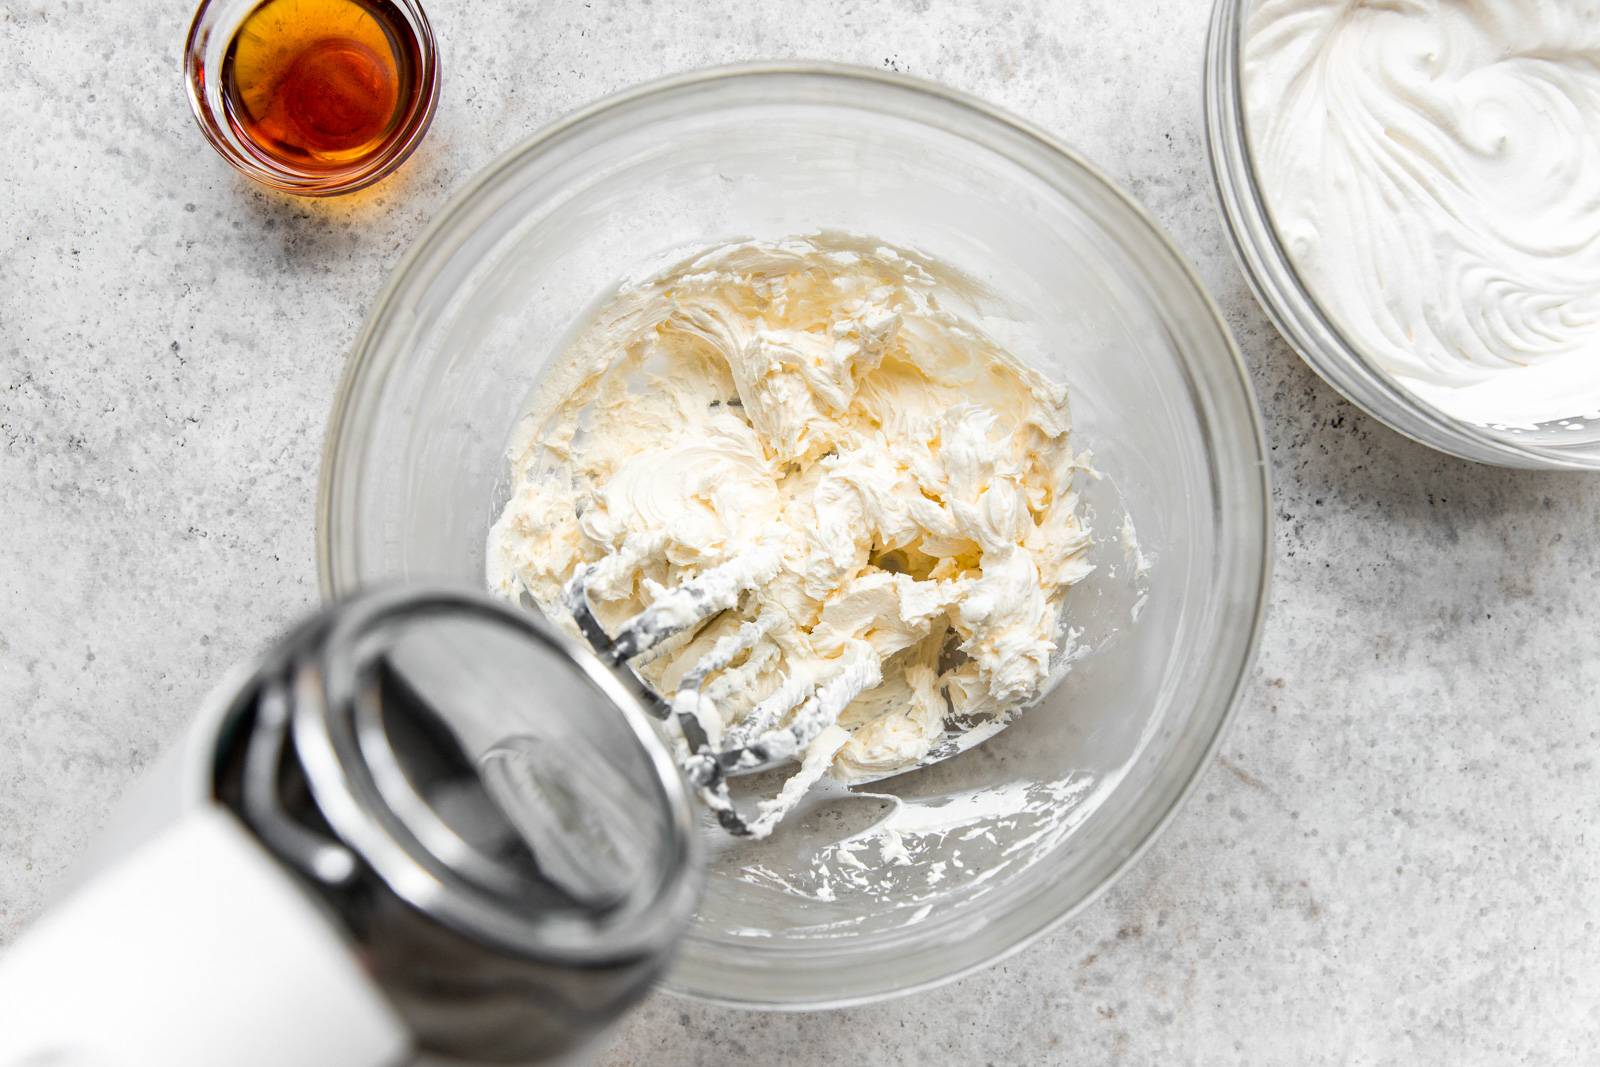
[1245,0,1600,428]
[488,234,1092,794]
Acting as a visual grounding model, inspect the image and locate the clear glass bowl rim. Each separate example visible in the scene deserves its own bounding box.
[1203,0,1600,471]
[317,60,1274,1008]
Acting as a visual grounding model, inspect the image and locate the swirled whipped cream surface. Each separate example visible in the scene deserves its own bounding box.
[1244,0,1600,428]
[488,234,1094,791]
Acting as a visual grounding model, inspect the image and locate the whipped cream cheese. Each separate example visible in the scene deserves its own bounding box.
[488,234,1093,792]
[1244,0,1600,428]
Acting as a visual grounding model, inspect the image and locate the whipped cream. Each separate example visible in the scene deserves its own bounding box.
[488,234,1093,793]
[1244,0,1600,428]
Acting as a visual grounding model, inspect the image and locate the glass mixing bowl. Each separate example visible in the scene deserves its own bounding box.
[319,63,1271,1007]
[1205,0,1600,470]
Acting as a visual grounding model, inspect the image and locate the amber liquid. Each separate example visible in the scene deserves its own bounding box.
[220,0,423,172]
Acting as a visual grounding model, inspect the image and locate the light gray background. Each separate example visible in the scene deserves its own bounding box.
[3,0,1597,1063]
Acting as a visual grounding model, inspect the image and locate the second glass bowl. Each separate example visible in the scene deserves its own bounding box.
[319,63,1272,1006]
[1205,0,1600,470]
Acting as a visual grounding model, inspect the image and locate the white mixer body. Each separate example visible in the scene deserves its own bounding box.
[0,671,410,1067]
[0,805,410,1067]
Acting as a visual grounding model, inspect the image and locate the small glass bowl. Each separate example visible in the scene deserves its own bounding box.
[183,0,440,197]
[1204,0,1600,470]
[319,63,1272,1007]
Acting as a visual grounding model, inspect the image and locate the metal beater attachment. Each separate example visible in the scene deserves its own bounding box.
[562,547,883,839]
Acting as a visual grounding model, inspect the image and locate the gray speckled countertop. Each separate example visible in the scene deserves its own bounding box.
[3,0,1598,1062]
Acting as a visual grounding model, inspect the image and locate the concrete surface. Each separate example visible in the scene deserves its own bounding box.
[3,0,1598,1063]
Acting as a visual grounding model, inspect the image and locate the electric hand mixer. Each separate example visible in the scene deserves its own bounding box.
[0,588,700,1067]
[0,562,1021,1065]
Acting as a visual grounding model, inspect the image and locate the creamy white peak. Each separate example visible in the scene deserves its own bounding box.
[1244,0,1600,428]
[487,234,1094,785]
